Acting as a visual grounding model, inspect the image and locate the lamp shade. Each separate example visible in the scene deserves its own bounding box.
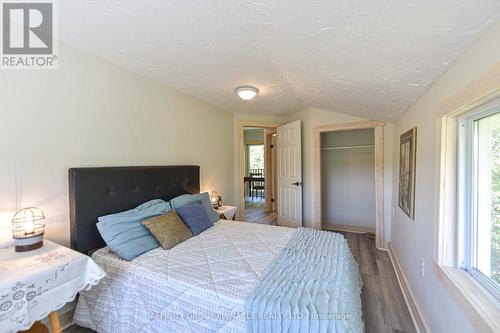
[12,207,45,252]
[209,191,220,208]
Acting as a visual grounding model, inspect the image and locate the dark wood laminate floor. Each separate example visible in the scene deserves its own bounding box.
[339,232,416,333]
[65,232,415,333]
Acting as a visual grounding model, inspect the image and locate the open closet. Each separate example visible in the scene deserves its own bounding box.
[314,121,384,247]
[320,128,377,234]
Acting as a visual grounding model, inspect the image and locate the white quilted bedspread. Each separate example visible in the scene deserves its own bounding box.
[74,220,296,333]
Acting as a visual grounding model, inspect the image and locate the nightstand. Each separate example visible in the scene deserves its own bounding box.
[216,205,237,220]
[0,240,105,333]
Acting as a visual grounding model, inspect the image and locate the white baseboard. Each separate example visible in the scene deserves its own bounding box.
[388,242,430,333]
[322,223,375,234]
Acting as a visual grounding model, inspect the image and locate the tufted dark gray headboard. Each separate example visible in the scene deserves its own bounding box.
[68,166,200,254]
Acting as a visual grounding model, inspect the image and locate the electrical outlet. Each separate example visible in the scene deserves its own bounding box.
[392,207,395,218]
[419,258,425,277]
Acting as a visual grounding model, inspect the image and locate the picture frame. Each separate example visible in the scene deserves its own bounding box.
[398,127,417,219]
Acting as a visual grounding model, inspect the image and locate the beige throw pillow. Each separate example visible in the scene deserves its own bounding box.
[143,211,192,250]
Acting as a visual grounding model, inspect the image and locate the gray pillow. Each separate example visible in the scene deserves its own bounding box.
[170,192,219,223]
[175,201,213,236]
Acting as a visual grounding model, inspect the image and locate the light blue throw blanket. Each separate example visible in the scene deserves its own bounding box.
[245,228,363,333]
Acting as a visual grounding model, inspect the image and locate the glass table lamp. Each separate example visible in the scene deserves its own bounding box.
[210,191,221,209]
[12,207,45,252]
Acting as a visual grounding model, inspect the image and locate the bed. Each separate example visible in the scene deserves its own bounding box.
[69,166,363,333]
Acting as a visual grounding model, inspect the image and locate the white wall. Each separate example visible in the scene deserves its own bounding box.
[0,43,235,246]
[243,129,264,144]
[390,21,500,333]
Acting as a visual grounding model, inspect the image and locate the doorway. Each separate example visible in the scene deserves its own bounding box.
[237,120,303,228]
[242,127,277,224]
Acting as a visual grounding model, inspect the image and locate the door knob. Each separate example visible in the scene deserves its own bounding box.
[292,181,303,186]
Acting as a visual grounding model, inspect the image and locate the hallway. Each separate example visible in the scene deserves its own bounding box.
[244,196,277,225]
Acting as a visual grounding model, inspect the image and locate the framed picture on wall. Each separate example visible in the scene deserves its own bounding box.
[399,127,417,219]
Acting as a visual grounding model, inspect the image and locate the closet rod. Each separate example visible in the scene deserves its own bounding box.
[321,144,374,151]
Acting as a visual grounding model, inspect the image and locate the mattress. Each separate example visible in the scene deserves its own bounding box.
[74,220,295,333]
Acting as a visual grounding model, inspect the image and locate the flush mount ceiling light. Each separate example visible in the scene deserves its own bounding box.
[235,86,259,100]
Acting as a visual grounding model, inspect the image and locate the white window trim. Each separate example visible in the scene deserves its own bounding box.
[458,104,500,301]
[436,90,500,333]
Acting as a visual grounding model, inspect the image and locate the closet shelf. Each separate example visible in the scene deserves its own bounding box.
[321,144,374,151]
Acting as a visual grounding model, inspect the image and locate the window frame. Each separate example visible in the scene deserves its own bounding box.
[458,100,500,301]
[436,89,500,333]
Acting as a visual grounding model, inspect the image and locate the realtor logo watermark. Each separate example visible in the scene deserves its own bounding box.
[1,1,57,68]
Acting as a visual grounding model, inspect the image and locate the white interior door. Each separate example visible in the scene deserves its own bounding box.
[277,120,302,227]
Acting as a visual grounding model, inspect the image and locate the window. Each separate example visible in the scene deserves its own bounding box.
[459,103,500,300]
[247,144,264,175]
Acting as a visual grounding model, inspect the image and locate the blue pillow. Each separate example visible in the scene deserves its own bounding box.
[170,192,219,223]
[175,201,212,236]
[96,199,171,261]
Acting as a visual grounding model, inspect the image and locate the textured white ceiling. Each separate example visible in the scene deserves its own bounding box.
[58,1,500,120]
